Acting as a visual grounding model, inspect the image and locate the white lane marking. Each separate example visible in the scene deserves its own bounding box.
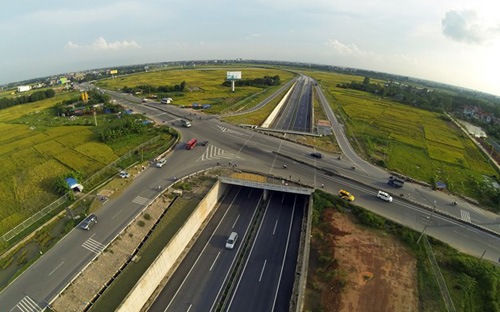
[259,259,267,282]
[232,215,240,229]
[196,145,244,162]
[15,296,41,312]
[209,252,221,272]
[48,262,64,276]
[82,238,105,254]
[132,196,149,205]
[460,210,471,223]
[273,220,278,235]
[186,304,193,312]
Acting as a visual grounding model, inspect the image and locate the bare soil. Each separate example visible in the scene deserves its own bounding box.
[306,209,418,312]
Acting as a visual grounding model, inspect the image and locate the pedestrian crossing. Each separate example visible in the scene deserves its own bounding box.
[460,210,471,223]
[197,145,243,162]
[15,296,42,312]
[217,125,244,135]
[132,196,150,205]
[82,238,105,254]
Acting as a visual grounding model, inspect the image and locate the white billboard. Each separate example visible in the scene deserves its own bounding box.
[227,71,242,80]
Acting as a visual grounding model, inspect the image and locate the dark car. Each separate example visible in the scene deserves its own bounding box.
[310,152,323,159]
[80,214,98,230]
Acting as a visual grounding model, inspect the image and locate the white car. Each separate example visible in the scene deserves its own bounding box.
[118,170,130,178]
[377,191,393,202]
[155,158,167,168]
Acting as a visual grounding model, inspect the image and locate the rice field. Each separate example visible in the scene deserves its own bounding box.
[0,91,165,236]
[96,67,295,113]
[302,70,497,201]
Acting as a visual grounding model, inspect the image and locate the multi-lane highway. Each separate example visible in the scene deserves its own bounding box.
[148,187,306,312]
[0,78,499,312]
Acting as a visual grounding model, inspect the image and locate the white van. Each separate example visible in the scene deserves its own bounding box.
[225,232,238,250]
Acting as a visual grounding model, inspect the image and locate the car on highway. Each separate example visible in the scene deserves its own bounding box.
[155,158,167,168]
[118,170,130,178]
[310,152,322,159]
[80,214,98,231]
[339,189,355,201]
[225,232,238,250]
[377,191,393,202]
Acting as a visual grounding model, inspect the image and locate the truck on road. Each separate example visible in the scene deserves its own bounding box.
[181,119,192,127]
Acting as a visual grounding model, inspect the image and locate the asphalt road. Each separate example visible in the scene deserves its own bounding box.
[226,192,305,312]
[0,80,499,311]
[148,186,263,312]
[273,75,312,132]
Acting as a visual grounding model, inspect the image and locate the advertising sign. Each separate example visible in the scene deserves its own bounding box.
[226,71,242,80]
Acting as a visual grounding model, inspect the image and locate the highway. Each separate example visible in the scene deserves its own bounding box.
[0,79,499,311]
[273,75,312,132]
[148,186,263,312]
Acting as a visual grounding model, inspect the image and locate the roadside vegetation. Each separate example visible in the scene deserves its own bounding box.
[308,190,500,312]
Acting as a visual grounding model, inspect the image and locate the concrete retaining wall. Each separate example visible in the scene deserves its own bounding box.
[260,81,296,128]
[117,180,228,312]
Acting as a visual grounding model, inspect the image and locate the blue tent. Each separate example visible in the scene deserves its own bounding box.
[66,177,83,192]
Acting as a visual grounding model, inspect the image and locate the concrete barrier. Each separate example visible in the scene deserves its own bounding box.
[116,180,228,312]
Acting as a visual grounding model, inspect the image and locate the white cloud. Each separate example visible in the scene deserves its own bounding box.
[324,39,374,57]
[66,37,140,51]
[442,9,500,45]
[246,33,262,40]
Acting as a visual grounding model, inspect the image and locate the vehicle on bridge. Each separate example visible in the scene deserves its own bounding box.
[186,138,197,150]
[310,152,322,158]
[339,189,355,201]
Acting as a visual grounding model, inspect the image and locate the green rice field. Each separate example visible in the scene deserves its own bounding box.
[303,70,498,204]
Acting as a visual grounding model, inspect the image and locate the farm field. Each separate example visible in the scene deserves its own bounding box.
[0,91,168,237]
[95,67,296,114]
[303,70,498,206]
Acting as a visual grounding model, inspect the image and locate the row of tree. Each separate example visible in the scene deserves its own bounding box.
[121,81,186,94]
[0,89,56,110]
[99,117,153,143]
[222,75,281,87]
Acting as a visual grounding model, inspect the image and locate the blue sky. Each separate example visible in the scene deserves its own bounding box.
[1,0,499,95]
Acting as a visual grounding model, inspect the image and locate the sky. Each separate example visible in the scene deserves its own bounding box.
[1,0,499,96]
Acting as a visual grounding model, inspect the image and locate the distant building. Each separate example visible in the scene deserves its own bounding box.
[17,85,31,92]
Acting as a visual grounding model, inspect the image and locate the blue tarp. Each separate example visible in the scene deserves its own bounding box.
[436,181,447,189]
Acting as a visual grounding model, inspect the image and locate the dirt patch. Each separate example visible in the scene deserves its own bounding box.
[306,209,418,312]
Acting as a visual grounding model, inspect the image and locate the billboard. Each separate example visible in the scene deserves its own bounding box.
[109,69,118,75]
[227,71,241,80]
